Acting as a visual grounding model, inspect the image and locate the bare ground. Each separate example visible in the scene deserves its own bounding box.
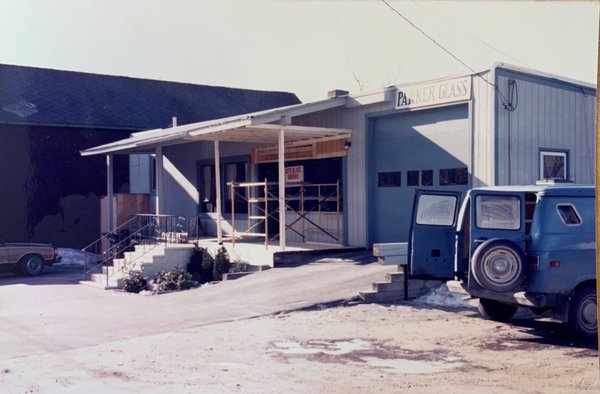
[1,298,598,393]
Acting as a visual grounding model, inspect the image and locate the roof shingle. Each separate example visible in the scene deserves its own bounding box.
[0,64,301,130]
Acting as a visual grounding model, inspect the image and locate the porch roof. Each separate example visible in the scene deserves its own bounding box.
[80,96,352,156]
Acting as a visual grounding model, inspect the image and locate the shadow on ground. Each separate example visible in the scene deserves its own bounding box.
[0,264,84,286]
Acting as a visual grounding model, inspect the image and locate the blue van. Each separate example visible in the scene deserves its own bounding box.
[409,184,597,339]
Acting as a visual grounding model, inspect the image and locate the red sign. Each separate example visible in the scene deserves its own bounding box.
[285,166,304,183]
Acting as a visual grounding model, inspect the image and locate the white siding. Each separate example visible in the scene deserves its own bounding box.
[471,71,496,187]
[495,70,596,185]
[161,141,265,218]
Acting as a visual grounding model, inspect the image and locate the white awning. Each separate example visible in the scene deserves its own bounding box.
[80,96,351,156]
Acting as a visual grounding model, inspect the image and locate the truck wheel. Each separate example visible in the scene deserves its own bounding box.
[471,239,525,292]
[478,298,518,322]
[567,285,597,339]
[19,254,45,276]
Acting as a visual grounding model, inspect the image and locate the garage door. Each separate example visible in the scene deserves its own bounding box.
[369,104,470,243]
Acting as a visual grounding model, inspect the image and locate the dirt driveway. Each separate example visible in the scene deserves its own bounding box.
[0,261,598,393]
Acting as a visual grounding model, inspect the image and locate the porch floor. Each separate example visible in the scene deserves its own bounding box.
[187,236,364,267]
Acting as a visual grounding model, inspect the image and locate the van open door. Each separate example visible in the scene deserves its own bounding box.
[409,190,462,279]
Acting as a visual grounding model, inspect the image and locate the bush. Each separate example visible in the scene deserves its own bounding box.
[122,270,148,293]
[213,246,231,281]
[153,266,194,293]
[187,245,215,283]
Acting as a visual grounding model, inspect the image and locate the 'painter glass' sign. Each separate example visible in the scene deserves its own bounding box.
[395,76,472,110]
[285,165,304,183]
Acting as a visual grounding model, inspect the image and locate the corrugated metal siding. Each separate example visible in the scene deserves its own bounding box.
[471,71,495,187]
[294,102,393,247]
[495,69,596,185]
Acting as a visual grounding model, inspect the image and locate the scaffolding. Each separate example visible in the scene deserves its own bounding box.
[229,180,342,248]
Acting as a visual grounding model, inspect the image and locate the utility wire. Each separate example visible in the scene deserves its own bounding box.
[408,0,525,66]
[380,0,511,108]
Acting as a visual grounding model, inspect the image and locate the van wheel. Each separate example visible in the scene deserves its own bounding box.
[478,298,518,322]
[567,285,597,339]
[471,239,525,292]
[19,254,45,276]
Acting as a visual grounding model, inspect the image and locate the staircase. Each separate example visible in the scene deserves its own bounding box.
[80,214,199,290]
[81,243,195,289]
[359,267,443,303]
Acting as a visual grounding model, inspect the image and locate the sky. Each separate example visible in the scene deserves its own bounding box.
[0,0,598,102]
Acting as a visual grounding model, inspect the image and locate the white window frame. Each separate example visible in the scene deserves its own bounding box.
[540,150,567,180]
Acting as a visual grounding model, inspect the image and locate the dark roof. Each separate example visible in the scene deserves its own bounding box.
[0,64,301,130]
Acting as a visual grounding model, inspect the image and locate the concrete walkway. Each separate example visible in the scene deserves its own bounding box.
[0,255,396,360]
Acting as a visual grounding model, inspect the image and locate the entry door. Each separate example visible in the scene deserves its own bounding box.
[409,190,461,279]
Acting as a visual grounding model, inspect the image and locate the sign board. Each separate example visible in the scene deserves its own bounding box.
[285,165,304,183]
[395,76,472,110]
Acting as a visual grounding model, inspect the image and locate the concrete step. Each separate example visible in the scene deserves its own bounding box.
[372,281,404,292]
[359,290,405,303]
[385,271,406,283]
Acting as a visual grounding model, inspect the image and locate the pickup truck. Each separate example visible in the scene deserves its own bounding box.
[0,243,60,276]
[408,184,597,339]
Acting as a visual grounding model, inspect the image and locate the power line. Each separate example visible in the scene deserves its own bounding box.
[380,0,511,108]
[408,0,525,66]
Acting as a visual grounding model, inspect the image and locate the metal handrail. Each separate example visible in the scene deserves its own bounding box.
[82,214,199,284]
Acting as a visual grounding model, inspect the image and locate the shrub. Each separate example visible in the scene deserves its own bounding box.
[153,266,194,293]
[187,245,215,283]
[213,246,231,281]
[122,270,148,293]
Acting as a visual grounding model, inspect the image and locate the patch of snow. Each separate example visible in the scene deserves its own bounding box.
[413,283,472,308]
[361,356,464,375]
[56,248,100,267]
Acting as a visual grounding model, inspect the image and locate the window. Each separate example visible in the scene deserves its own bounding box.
[415,194,458,226]
[557,204,581,226]
[475,195,521,230]
[378,171,401,187]
[199,165,215,212]
[407,170,433,187]
[440,168,468,186]
[540,150,567,180]
[198,161,248,214]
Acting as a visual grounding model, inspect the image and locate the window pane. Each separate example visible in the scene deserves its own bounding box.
[557,204,581,225]
[407,171,419,186]
[476,195,520,230]
[416,194,457,226]
[542,153,565,179]
[422,170,433,186]
[378,171,401,187]
[440,168,468,185]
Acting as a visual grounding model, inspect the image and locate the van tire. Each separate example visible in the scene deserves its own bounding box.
[567,285,597,339]
[471,239,525,292]
[478,298,518,322]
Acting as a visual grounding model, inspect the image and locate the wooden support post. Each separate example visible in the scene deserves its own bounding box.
[231,182,235,247]
[155,147,164,216]
[215,140,223,244]
[278,128,286,250]
[106,154,114,232]
[264,179,269,249]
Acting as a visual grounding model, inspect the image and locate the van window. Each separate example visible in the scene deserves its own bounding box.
[475,195,520,230]
[556,204,582,226]
[416,194,457,226]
